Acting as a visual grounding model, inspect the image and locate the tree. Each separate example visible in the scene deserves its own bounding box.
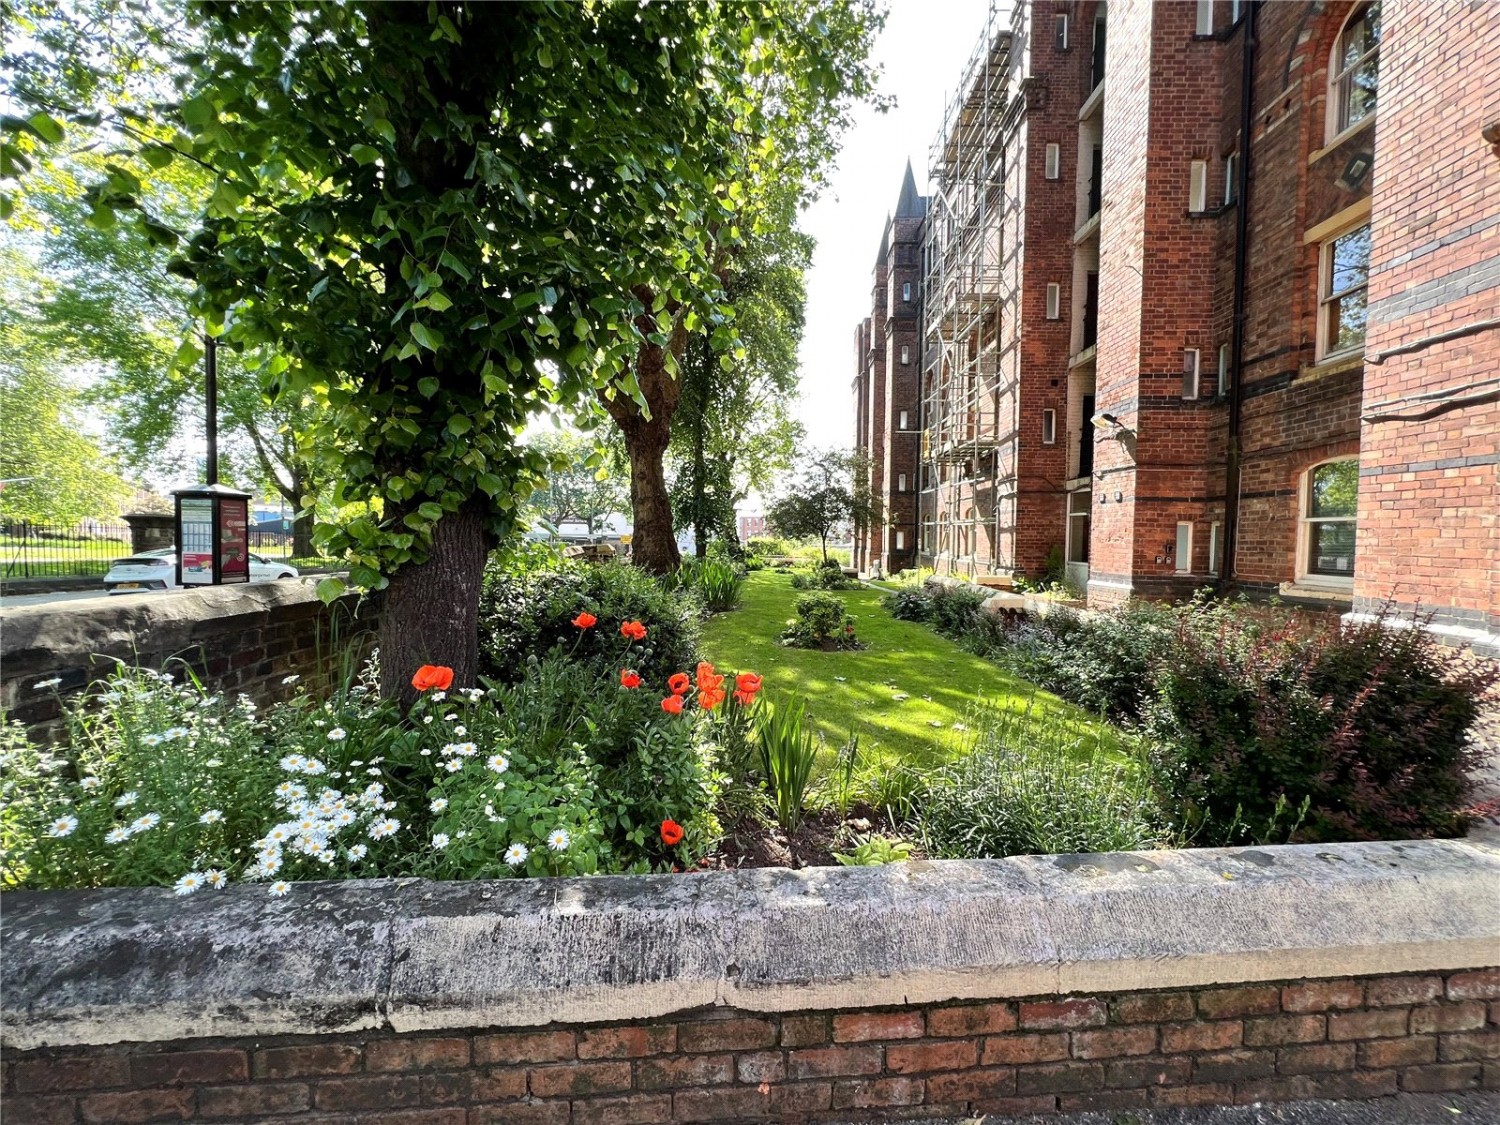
[526,431,626,537]
[766,449,879,563]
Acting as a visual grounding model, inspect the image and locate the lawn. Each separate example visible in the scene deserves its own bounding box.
[700,570,1117,772]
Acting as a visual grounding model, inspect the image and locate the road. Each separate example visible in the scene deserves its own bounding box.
[0,588,143,609]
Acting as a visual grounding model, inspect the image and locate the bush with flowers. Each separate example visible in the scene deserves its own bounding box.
[1,616,768,894]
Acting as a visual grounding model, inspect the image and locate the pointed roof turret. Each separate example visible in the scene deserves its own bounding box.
[894,158,924,218]
[875,215,890,268]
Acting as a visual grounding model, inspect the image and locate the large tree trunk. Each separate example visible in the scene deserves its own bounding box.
[378,496,493,707]
[623,422,678,575]
[290,468,316,559]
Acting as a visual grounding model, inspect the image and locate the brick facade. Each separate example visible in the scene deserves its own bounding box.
[6,970,1497,1123]
[860,0,1497,651]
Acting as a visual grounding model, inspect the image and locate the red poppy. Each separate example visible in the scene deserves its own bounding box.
[733,689,757,707]
[735,672,762,695]
[660,819,684,846]
[661,695,684,715]
[619,669,642,689]
[698,688,726,711]
[621,620,647,641]
[667,672,691,696]
[572,612,597,629]
[411,665,454,692]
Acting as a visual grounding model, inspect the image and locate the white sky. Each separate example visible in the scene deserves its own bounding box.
[792,0,992,452]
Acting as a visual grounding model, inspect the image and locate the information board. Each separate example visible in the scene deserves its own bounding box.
[219,497,249,584]
[180,498,216,585]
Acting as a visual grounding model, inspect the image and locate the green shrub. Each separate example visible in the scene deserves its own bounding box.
[834,835,912,866]
[789,563,857,591]
[913,706,1159,858]
[479,561,699,685]
[755,694,818,831]
[882,585,932,622]
[694,559,745,612]
[1142,611,1493,846]
[780,591,860,649]
[745,535,791,560]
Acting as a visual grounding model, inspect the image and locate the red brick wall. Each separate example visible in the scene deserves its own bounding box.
[1354,0,1500,648]
[6,970,1496,1124]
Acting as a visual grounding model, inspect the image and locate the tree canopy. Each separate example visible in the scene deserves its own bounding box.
[766,448,879,563]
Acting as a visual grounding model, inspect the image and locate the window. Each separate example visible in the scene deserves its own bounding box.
[1319,222,1370,358]
[1230,0,1242,23]
[1332,2,1381,137]
[1189,160,1208,212]
[900,345,910,364]
[1067,489,1091,564]
[898,410,909,430]
[1182,348,1201,400]
[1218,342,1231,396]
[1302,458,1358,579]
[895,530,906,550]
[1055,13,1069,51]
[898,473,907,492]
[1045,143,1061,180]
[1208,521,1223,573]
[1174,523,1193,573]
[902,281,912,302]
[1224,151,1238,205]
[1195,0,1214,36]
[1045,283,1061,320]
[1042,409,1057,445]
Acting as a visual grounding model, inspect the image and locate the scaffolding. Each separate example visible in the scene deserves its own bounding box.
[918,0,1026,576]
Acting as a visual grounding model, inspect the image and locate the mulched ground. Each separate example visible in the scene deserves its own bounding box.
[704,804,921,871]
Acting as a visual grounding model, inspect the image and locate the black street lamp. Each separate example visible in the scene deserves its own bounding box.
[171,335,250,587]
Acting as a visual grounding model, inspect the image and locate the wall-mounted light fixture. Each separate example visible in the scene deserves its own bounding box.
[1334,151,1372,192]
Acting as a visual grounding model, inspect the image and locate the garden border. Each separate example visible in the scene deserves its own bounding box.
[5,838,1498,1052]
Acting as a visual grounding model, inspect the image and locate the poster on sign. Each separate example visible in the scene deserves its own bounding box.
[219,497,249,583]
[180,498,215,584]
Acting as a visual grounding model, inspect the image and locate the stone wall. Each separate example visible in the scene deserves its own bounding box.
[1,583,376,739]
[4,839,1498,1123]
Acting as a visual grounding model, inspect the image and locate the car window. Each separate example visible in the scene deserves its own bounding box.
[249,553,265,564]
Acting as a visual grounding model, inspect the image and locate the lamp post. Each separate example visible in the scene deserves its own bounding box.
[171,333,249,586]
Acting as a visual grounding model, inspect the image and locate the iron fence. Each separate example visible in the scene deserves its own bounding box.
[0,522,294,580]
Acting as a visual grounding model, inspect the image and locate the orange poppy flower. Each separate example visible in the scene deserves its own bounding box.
[660,695,684,715]
[619,669,642,689]
[572,612,597,629]
[667,672,691,696]
[660,819,684,846]
[621,620,647,641]
[698,687,726,711]
[735,672,762,695]
[411,665,454,692]
[733,689,757,707]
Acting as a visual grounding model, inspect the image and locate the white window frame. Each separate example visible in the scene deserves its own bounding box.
[1296,457,1359,587]
[1042,409,1057,445]
[1045,282,1061,320]
[1329,2,1381,142]
[895,530,906,550]
[1208,521,1223,573]
[1218,342,1230,397]
[1224,151,1238,205]
[1189,160,1208,213]
[1195,0,1214,36]
[1174,523,1193,574]
[902,281,912,302]
[897,472,907,492]
[901,345,911,364]
[1317,221,1371,361]
[1045,143,1061,180]
[1055,13,1069,51]
[898,410,909,430]
[1182,348,1201,400]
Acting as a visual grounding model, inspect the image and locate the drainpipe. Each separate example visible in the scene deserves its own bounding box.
[1221,1,1257,588]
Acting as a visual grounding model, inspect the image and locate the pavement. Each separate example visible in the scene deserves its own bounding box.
[0,587,128,608]
[828,1091,1500,1124]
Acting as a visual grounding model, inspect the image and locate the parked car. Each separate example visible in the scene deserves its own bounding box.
[103,549,299,594]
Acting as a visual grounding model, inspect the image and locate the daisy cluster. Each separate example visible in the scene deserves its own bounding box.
[244,759,394,888]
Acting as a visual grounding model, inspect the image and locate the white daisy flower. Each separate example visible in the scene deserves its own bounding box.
[199,809,224,825]
[431,833,450,849]
[326,728,346,742]
[105,827,130,844]
[279,754,307,772]
[422,715,434,725]
[346,844,368,861]
[419,748,432,757]
[100,691,122,703]
[204,869,228,889]
[47,815,79,837]
[205,758,223,767]
[33,677,63,690]
[430,797,449,813]
[504,843,529,866]
[265,825,292,844]
[334,809,356,827]
[301,759,326,776]
[430,691,447,702]
[79,776,101,791]
[255,854,283,877]
[173,872,205,896]
[142,734,164,747]
[546,828,571,852]
[130,813,161,833]
[368,818,400,840]
[485,754,510,775]
[452,724,468,738]
[443,758,464,773]
[365,767,381,776]
[282,674,301,685]
[268,880,292,897]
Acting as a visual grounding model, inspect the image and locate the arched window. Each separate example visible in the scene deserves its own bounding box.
[1300,458,1359,582]
[1331,2,1381,138]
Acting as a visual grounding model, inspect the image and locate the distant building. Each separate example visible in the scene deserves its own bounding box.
[737,513,769,541]
[852,0,1498,654]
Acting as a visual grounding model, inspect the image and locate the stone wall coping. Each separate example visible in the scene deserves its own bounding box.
[4,837,1498,1051]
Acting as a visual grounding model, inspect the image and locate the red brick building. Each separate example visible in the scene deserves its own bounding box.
[854,0,1498,653]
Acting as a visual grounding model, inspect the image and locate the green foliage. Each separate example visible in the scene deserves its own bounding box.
[755,694,819,831]
[693,560,746,613]
[526,430,626,536]
[767,448,879,563]
[780,591,861,649]
[833,834,912,866]
[1142,611,1492,846]
[478,561,699,688]
[881,585,932,622]
[913,707,1159,859]
[789,562,857,591]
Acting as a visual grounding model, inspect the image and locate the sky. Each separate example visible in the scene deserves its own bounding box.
[792,0,993,453]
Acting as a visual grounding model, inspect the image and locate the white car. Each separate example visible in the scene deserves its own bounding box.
[103,548,299,594]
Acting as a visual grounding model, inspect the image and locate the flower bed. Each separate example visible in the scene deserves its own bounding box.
[1,610,766,894]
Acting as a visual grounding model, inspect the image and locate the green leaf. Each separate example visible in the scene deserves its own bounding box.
[350,144,381,165]
[418,501,444,520]
[422,291,452,312]
[538,42,554,68]
[316,576,346,604]
[180,96,215,129]
[446,415,472,436]
[418,377,440,398]
[371,118,397,146]
[141,144,175,169]
[409,323,443,351]
[26,112,64,144]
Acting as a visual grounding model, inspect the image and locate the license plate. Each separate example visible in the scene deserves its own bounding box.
[115,583,142,590]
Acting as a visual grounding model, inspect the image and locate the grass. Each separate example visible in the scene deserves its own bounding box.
[700,570,1119,775]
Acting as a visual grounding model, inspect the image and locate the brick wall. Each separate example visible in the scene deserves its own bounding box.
[0,584,376,740]
[6,970,1496,1124]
